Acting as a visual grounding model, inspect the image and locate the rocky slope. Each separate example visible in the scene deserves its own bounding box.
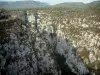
[0,9,90,75]
[31,8,100,75]
[23,7,100,75]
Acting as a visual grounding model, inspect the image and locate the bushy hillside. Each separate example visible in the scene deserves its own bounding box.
[0,8,90,75]
[55,1,100,8]
[87,1,100,7]
[55,2,86,8]
[0,6,100,75]
[0,1,49,8]
[0,1,100,9]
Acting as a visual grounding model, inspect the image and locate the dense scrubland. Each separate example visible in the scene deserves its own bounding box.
[0,6,100,75]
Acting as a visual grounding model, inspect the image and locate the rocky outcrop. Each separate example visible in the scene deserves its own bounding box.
[0,18,58,75]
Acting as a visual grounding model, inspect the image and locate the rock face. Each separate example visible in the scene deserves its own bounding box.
[0,10,90,75]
